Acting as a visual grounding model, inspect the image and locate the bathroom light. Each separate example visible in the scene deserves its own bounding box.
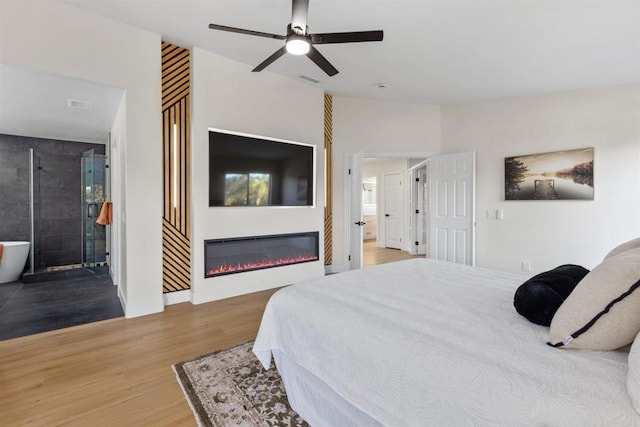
[172,123,178,209]
[286,34,310,55]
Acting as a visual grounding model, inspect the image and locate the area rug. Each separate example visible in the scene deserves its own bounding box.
[173,340,308,426]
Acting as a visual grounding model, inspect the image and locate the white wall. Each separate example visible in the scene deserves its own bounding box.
[0,1,164,317]
[331,96,441,269]
[442,84,640,274]
[190,48,325,304]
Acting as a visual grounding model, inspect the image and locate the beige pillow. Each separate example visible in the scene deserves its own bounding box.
[549,247,640,350]
[604,237,640,260]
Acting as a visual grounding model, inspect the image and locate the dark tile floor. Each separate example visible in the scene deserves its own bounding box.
[0,272,124,341]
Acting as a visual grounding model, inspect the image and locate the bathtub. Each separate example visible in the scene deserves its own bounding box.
[0,241,30,284]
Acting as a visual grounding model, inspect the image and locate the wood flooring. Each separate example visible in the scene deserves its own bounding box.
[0,287,279,426]
[363,239,424,266]
[0,245,420,426]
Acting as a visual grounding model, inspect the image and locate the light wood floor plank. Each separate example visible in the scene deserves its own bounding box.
[363,239,424,266]
[0,288,279,426]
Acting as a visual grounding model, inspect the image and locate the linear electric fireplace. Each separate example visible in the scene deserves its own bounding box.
[205,232,319,278]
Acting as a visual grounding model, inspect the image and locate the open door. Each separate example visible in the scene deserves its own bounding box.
[348,151,364,269]
[429,152,475,265]
[384,172,403,249]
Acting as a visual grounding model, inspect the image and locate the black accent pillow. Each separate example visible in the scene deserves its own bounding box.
[513,264,589,326]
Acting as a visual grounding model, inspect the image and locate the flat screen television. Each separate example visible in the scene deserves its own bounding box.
[208,129,315,207]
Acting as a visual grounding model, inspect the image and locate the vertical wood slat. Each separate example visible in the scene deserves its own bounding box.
[185,95,191,239]
[324,94,333,265]
[163,110,170,220]
[162,42,191,293]
[169,106,176,227]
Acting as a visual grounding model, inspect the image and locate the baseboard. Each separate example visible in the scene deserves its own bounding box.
[325,264,348,275]
[163,289,191,305]
[118,288,164,318]
[117,285,127,315]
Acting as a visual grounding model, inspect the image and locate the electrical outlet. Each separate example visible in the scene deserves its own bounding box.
[521,261,531,272]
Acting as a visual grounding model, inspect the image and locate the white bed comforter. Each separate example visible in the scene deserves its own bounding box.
[253,259,640,426]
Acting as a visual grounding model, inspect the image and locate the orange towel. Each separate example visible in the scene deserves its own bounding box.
[96,201,113,225]
[0,243,3,265]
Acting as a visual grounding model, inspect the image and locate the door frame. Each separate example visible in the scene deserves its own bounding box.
[344,151,433,270]
[408,159,429,256]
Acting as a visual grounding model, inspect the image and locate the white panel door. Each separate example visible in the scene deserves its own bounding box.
[429,152,475,265]
[384,173,403,249]
[348,152,364,269]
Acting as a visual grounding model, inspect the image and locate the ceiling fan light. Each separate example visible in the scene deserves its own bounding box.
[286,37,310,55]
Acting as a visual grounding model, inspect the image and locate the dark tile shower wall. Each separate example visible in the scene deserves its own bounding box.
[0,134,105,268]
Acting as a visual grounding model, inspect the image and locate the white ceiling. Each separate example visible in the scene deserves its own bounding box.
[1,1,638,144]
[64,0,640,104]
[0,64,124,144]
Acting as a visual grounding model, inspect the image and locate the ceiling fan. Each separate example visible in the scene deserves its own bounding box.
[208,0,383,77]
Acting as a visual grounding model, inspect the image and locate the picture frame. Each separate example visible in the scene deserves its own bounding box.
[505,148,594,200]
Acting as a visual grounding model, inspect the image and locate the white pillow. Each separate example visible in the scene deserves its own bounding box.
[549,247,640,350]
[605,237,640,260]
[628,332,640,414]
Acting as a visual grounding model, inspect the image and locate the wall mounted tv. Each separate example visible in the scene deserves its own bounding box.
[208,129,315,207]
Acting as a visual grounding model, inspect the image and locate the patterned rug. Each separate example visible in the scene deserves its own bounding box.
[173,340,308,426]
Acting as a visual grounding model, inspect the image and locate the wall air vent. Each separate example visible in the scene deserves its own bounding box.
[67,98,91,110]
[299,75,320,84]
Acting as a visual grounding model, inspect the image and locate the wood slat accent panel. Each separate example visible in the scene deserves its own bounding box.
[162,42,191,293]
[324,94,333,265]
[162,42,190,109]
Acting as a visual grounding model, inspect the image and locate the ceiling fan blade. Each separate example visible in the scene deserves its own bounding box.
[209,23,285,40]
[306,45,338,76]
[252,46,288,72]
[291,0,310,34]
[310,30,384,44]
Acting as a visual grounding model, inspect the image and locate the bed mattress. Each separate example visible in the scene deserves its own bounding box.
[254,259,639,426]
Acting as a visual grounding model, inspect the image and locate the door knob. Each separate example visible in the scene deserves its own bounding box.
[385,214,390,217]
[354,221,366,226]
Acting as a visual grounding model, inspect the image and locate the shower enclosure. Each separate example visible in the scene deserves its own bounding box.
[80,149,108,270]
[27,146,108,275]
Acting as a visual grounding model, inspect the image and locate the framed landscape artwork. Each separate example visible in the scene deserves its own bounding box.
[505,148,594,200]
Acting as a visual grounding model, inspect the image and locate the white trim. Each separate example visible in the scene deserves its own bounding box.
[117,285,126,316]
[120,291,163,318]
[324,264,348,275]
[163,289,191,305]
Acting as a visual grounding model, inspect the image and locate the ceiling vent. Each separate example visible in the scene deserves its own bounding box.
[299,75,320,84]
[67,98,91,110]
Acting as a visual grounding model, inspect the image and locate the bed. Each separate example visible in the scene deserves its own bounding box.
[253,258,640,426]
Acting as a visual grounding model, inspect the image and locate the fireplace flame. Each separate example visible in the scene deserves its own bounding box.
[207,254,318,276]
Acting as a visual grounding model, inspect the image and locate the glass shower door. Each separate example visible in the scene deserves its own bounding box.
[81,150,107,269]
